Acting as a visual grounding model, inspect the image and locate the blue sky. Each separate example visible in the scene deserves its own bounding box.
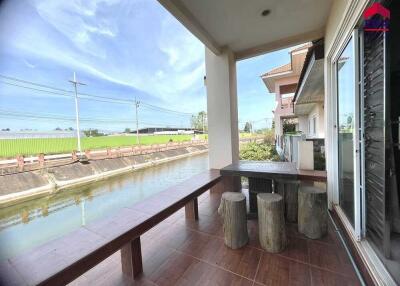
[0,0,292,132]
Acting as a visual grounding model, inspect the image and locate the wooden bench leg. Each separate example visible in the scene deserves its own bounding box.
[121,237,143,279]
[185,198,199,220]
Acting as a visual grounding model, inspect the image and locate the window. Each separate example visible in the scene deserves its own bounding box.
[308,115,317,136]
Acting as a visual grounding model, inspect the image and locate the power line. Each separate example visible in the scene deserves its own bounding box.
[140,102,193,116]
[0,74,71,93]
[0,109,190,127]
[0,74,195,116]
[0,80,72,98]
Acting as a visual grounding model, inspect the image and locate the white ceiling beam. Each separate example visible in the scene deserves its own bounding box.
[235,28,325,61]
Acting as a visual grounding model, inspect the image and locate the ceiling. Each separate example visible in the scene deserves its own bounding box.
[157,0,333,59]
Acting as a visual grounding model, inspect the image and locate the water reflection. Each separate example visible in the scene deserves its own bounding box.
[0,153,208,260]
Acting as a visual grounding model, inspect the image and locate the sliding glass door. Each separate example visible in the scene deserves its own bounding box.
[335,30,362,239]
[337,37,357,227]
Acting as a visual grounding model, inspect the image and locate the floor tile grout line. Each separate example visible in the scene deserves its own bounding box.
[260,249,358,279]
[173,248,255,283]
[307,236,340,247]
[307,264,359,279]
[252,250,262,284]
[309,266,314,286]
[307,234,314,286]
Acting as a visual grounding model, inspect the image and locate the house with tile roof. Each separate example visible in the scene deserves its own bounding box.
[261,43,310,155]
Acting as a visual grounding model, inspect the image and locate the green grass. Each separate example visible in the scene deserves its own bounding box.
[0,134,207,158]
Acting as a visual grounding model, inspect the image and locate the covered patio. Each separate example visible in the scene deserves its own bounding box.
[70,188,359,286]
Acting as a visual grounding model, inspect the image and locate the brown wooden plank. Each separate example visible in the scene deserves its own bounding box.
[185,198,199,220]
[7,169,222,286]
[297,169,327,182]
[121,237,143,279]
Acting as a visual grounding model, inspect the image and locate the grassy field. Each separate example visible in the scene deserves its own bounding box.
[0,134,207,158]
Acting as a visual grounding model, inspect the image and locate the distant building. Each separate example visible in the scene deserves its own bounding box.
[261,43,311,151]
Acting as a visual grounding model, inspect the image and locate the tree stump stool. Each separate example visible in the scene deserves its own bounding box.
[257,193,287,253]
[298,186,328,239]
[275,180,299,223]
[218,192,248,249]
[248,178,273,218]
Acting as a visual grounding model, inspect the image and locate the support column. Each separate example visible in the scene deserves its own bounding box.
[205,47,241,192]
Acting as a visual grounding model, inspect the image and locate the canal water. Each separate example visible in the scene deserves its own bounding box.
[0,153,209,261]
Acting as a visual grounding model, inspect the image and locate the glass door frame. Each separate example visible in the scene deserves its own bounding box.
[331,29,364,241]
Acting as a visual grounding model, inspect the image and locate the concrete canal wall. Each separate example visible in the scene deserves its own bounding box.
[0,145,208,207]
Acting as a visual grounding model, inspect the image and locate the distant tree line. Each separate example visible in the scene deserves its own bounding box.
[83,129,106,137]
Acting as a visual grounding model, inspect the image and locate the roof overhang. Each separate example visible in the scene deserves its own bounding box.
[293,40,325,116]
[157,0,332,60]
[261,70,293,93]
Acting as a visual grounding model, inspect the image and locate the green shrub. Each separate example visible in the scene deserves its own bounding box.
[314,152,326,170]
[239,142,280,161]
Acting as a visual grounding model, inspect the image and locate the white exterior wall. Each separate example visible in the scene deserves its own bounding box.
[296,102,324,138]
[307,103,325,138]
[298,116,308,134]
[205,48,239,169]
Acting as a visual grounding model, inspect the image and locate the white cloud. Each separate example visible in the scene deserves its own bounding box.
[33,0,118,58]
[2,0,206,113]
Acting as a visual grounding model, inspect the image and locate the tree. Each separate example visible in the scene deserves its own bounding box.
[1,128,10,131]
[83,129,103,137]
[191,111,207,132]
[124,128,131,133]
[244,122,252,133]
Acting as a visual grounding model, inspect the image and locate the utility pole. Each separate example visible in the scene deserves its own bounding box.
[202,113,205,134]
[135,95,140,145]
[69,72,85,156]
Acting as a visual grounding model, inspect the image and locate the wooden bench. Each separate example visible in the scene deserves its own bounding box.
[1,169,222,286]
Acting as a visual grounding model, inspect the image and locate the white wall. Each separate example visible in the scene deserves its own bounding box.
[307,103,325,138]
[298,116,308,134]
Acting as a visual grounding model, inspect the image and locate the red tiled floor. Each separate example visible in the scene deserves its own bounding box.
[278,236,309,264]
[255,253,311,286]
[175,213,224,237]
[69,189,360,286]
[310,267,361,286]
[308,240,356,279]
